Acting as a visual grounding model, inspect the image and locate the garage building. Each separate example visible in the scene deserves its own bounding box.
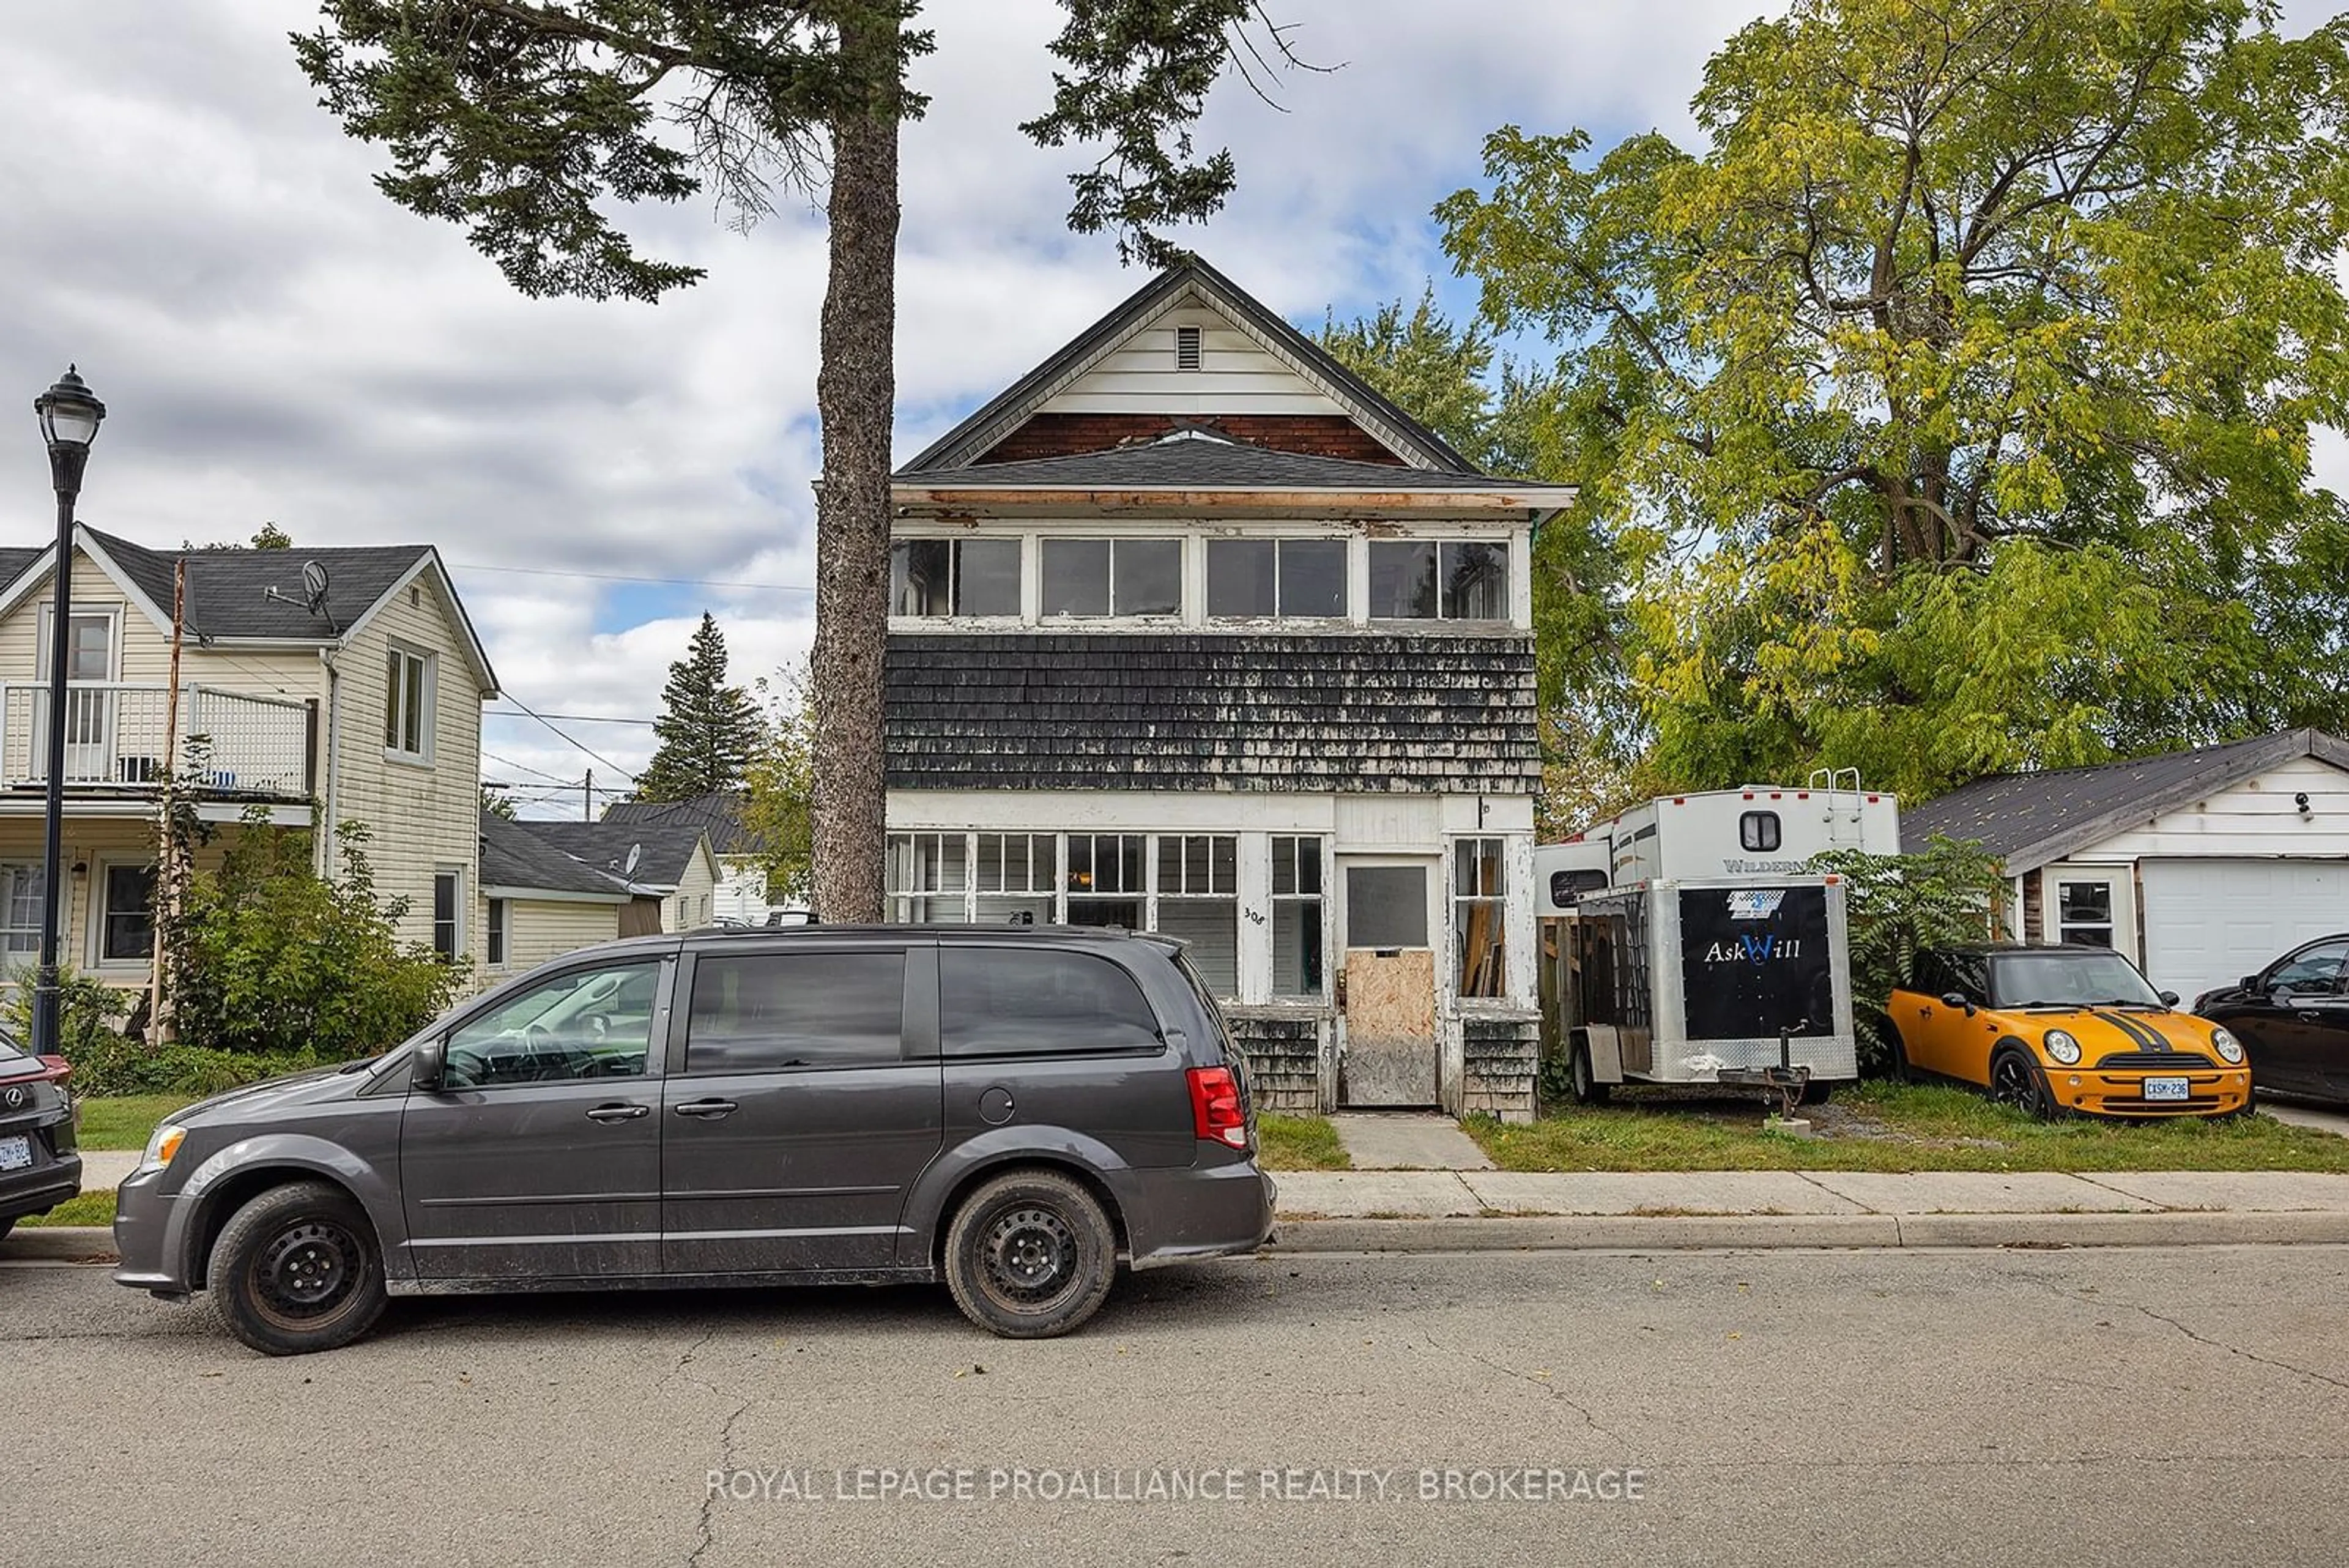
[1901,729,2349,1003]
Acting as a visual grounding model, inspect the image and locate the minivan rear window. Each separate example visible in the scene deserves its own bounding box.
[686,952,907,1073]
[939,948,1162,1057]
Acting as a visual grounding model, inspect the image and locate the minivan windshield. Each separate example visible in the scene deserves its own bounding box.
[1990,950,2165,1009]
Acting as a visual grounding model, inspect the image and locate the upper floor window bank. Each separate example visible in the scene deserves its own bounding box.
[888,530,1519,630]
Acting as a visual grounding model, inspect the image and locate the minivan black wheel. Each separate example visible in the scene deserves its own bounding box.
[943,1170,1116,1340]
[209,1180,387,1356]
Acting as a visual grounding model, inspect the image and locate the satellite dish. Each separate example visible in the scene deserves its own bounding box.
[300,559,331,614]
[622,842,643,879]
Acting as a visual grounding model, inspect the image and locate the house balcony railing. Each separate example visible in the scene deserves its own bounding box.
[0,683,314,799]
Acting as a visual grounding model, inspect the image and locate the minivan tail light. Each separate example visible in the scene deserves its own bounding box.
[1187,1066,1249,1150]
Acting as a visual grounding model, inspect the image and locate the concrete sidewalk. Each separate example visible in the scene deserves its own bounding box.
[1266,1168,2349,1252]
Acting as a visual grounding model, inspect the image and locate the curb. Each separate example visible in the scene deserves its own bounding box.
[0,1227,117,1264]
[1267,1210,2349,1254]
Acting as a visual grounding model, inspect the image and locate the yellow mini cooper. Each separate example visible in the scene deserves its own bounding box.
[1890,944,2250,1118]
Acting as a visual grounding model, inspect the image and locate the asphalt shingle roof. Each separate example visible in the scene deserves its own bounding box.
[902,433,1540,492]
[478,811,632,898]
[1901,729,2349,870]
[514,820,708,890]
[82,527,437,641]
[601,792,762,856]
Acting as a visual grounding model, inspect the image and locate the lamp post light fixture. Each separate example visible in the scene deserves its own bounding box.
[31,366,105,1056]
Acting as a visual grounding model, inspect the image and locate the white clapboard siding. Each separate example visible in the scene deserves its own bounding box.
[1037,304,1350,417]
[2090,755,2349,860]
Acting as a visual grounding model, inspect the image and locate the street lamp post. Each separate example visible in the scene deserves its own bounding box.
[31,367,105,1055]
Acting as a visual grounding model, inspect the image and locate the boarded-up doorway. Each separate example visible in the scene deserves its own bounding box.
[1338,859,1439,1105]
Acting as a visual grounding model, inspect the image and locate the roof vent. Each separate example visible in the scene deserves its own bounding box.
[1175,324,1203,371]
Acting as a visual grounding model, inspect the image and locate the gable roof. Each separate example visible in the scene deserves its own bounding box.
[514,819,711,891]
[479,811,633,900]
[601,792,763,856]
[899,256,1479,476]
[0,527,499,693]
[902,430,1554,494]
[1901,729,2349,872]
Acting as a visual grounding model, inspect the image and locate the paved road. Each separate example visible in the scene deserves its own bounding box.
[9,1246,2347,1567]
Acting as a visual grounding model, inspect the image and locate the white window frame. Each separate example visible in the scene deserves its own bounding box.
[1451,835,1508,999]
[888,537,1025,621]
[1202,536,1352,624]
[1269,834,1328,1000]
[1039,537,1186,622]
[91,858,158,970]
[35,603,120,682]
[432,867,464,962]
[1368,539,1514,624]
[0,862,45,958]
[385,642,436,765]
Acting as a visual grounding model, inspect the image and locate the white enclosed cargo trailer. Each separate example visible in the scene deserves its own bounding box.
[1540,875,1858,1100]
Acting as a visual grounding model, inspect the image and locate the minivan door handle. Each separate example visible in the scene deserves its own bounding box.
[585,1102,650,1123]
[673,1099,740,1120]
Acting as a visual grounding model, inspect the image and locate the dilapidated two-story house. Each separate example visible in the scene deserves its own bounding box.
[881,259,1570,1120]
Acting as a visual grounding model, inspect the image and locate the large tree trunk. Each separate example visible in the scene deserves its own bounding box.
[810,17,901,924]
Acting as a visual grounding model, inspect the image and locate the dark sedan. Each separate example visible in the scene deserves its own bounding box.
[2194,935,2349,1105]
[0,1027,81,1238]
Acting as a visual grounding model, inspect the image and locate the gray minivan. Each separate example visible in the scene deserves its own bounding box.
[112,926,1274,1354]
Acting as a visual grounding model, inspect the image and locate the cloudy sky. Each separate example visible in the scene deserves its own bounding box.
[3,2,2340,816]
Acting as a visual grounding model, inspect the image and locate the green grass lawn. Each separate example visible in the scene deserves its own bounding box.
[1257,1113,1350,1171]
[1468,1082,2349,1174]
[20,1190,115,1227]
[73,1093,198,1151]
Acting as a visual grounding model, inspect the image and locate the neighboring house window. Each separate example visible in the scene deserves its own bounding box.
[433,870,461,960]
[887,831,969,923]
[385,645,433,760]
[2054,879,2115,948]
[486,897,508,968]
[1453,837,1507,998]
[974,832,1056,925]
[1154,834,1239,995]
[1041,538,1182,617]
[891,538,1021,617]
[1,865,44,956]
[1271,836,1326,998]
[1204,538,1348,620]
[1368,540,1510,621]
[100,864,157,963]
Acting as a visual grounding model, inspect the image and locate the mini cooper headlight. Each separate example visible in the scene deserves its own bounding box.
[2044,1029,2082,1066]
[138,1122,187,1174]
[2210,1027,2244,1065]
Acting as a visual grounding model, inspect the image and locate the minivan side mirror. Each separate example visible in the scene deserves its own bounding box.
[410,1036,445,1092]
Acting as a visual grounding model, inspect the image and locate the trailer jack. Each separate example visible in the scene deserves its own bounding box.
[1714,1022,1814,1119]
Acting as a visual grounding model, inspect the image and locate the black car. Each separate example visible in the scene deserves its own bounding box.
[0,1025,81,1238]
[2194,934,2349,1105]
[114,925,1275,1355]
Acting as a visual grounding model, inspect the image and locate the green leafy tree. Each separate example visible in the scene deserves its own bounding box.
[294,1,1320,918]
[741,658,816,903]
[640,613,765,801]
[166,816,465,1059]
[1438,0,2349,798]
[481,785,519,821]
[1814,836,2010,1076]
[1319,289,1641,833]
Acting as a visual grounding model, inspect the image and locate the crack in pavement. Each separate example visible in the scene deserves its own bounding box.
[1417,1323,1611,1436]
[687,1396,754,1568]
[2118,1300,2349,1395]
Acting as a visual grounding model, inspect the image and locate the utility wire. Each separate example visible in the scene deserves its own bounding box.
[497,690,641,784]
[450,561,814,593]
[486,708,658,727]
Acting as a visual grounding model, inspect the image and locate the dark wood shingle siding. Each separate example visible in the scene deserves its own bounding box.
[885,633,1540,793]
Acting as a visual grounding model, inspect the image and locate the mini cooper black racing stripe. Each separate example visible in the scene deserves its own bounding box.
[2090,1011,2169,1052]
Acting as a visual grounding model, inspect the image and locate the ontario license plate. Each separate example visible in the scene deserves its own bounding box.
[2143,1077,2191,1102]
[0,1134,31,1172]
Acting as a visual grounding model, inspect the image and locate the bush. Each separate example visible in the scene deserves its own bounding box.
[165,816,464,1061]
[1811,836,2009,1076]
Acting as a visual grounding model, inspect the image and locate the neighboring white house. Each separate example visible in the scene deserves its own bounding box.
[477,809,634,979]
[1901,729,2349,1003]
[0,526,497,984]
[601,792,777,923]
[508,818,719,938]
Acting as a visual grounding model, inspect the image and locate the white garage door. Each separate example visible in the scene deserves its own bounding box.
[2140,859,2349,1003]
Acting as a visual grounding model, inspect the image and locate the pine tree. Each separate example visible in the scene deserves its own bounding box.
[638,614,764,802]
